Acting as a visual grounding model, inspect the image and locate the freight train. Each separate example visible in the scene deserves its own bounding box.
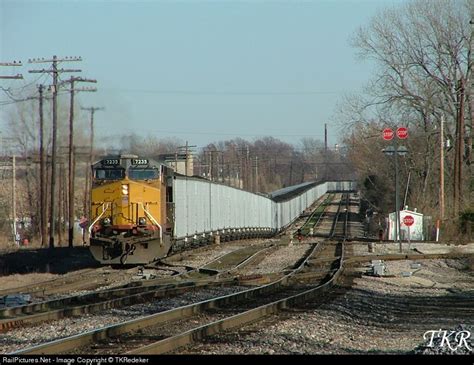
[88,154,356,265]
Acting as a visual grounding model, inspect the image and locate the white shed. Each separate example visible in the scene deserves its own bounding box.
[387,208,424,241]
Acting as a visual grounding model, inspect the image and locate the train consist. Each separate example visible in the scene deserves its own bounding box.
[88,154,356,265]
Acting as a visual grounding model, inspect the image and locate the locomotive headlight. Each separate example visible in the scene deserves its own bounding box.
[121,184,129,195]
[103,217,111,226]
[138,217,146,226]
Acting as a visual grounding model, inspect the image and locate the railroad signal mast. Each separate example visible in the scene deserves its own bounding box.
[382,126,409,252]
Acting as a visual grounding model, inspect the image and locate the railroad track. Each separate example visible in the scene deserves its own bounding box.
[13,195,352,355]
[0,244,280,333]
[307,193,343,237]
[296,194,334,236]
[3,193,350,353]
[9,240,326,354]
[278,193,337,238]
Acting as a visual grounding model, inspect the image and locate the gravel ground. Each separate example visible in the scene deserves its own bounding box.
[0,285,249,354]
[351,242,474,256]
[165,239,275,268]
[0,272,60,292]
[176,258,474,355]
[0,266,150,305]
[238,243,311,276]
[163,244,245,267]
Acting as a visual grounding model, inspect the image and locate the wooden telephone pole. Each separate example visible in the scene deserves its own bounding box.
[38,84,48,247]
[62,77,97,247]
[440,115,445,221]
[1,62,22,244]
[81,107,104,219]
[29,56,82,248]
[453,79,465,217]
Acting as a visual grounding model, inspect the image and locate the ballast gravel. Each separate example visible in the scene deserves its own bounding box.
[0,285,248,354]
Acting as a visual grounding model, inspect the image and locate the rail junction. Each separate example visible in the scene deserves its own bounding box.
[0,191,473,355]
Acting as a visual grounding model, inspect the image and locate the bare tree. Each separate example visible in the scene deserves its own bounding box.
[339,0,472,222]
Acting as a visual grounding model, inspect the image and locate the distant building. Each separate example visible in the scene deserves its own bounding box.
[157,153,193,176]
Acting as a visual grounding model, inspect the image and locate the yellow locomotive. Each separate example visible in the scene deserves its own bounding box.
[89,155,174,265]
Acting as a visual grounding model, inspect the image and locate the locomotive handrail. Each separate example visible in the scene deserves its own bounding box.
[140,202,163,243]
[88,202,110,235]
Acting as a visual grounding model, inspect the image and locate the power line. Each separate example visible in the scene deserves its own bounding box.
[93,127,338,138]
[99,87,347,96]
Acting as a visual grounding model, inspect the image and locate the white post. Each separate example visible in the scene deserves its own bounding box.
[435,219,440,242]
[408,225,411,251]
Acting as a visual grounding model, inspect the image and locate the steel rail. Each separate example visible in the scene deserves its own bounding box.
[1,245,277,332]
[13,240,324,355]
[0,279,239,332]
[193,244,274,275]
[216,245,277,279]
[328,193,346,239]
[310,194,338,236]
[12,195,349,354]
[298,193,334,235]
[127,240,346,354]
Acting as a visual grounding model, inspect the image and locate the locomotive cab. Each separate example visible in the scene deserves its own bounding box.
[88,154,173,265]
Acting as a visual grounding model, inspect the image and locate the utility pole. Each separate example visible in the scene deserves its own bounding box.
[38,84,48,247]
[324,123,328,181]
[58,159,64,245]
[469,19,474,231]
[185,141,189,176]
[207,150,212,180]
[81,106,104,218]
[174,150,178,172]
[453,79,465,217]
[324,123,328,152]
[254,156,259,192]
[440,115,445,220]
[0,62,22,245]
[29,56,82,248]
[63,77,97,247]
[246,146,250,190]
[12,155,16,245]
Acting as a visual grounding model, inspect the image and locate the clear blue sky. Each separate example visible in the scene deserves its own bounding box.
[0,0,406,149]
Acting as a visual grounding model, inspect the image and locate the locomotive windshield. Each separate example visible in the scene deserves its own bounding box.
[129,168,159,180]
[94,168,125,180]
